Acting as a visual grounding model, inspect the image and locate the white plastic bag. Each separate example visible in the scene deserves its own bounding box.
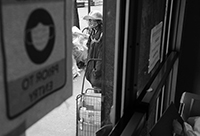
[72,26,88,62]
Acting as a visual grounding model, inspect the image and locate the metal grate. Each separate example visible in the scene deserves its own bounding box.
[76,91,101,136]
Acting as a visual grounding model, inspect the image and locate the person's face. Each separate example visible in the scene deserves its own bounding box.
[88,19,98,28]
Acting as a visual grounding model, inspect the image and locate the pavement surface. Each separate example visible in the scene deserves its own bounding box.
[26,70,92,136]
[25,5,103,136]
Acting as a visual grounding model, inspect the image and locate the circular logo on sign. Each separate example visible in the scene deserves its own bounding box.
[25,8,55,64]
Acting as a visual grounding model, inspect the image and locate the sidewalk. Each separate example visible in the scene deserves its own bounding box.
[26,70,92,136]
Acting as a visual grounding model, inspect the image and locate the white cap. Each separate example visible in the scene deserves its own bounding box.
[83,10,103,21]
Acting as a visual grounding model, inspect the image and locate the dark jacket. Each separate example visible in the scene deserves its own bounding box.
[85,25,103,88]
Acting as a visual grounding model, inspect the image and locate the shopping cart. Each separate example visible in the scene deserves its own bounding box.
[76,59,102,136]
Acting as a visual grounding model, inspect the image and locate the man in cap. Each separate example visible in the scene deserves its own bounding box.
[83,10,103,92]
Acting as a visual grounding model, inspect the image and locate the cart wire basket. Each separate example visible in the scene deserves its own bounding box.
[76,59,102,136]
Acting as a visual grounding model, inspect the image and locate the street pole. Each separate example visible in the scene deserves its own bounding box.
[73,0,80,28]
[88,0,91,13]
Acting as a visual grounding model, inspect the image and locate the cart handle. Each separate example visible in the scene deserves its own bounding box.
[81,58,102,94]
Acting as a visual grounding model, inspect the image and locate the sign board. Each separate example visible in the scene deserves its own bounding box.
[1,0,71,118]
[148,22,163,73]
[0,0,72,135]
